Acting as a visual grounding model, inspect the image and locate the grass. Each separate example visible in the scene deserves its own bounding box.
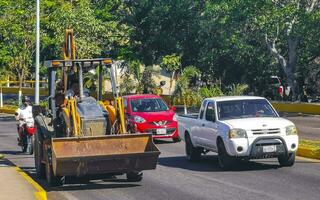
[299,140,320,150]
[1,105,18,109]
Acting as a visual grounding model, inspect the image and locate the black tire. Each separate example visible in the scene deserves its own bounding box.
[278,152,296,167]
[217,140,234,170]
[185,134,201,162]
[27,135,34,155]
[45,162,64,187]
[34,124,45,179]
[172,137,181,143]
[126,172,143,182]
[45,152,64,186]
[22,134,28,153]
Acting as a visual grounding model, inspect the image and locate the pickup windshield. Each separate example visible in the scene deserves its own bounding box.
[131,98,169,112]
[217,99,277,120]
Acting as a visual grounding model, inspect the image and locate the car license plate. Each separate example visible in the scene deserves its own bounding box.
[156,128,166,135]
[263,145,276,153]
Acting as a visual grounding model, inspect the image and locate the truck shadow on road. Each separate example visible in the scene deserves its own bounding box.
[21,167,141,192]
[158,155,283,172]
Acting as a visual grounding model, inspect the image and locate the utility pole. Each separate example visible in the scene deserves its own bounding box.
[35,0,40,104]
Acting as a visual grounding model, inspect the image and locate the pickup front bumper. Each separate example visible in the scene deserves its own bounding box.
[225,135,298,159]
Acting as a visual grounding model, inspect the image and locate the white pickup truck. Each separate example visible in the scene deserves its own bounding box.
[178,96,299,169]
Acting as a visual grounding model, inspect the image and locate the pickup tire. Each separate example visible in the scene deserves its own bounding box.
[185,134,201,162]
[217,139,234,170]
[278,152,295,167]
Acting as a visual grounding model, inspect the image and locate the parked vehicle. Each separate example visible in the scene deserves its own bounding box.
[124,94,180,142]
[18,118,35,154]
[178,96,299,169]
[265,76,284,100]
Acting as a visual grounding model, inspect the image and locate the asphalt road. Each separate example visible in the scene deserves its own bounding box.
[0,114,320,200]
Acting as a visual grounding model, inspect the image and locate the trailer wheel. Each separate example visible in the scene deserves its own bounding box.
[34,123,45,179]
[126,172,143,182]
[45,153,64,186]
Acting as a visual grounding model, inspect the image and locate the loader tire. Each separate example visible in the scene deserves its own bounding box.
[34,121,45,179]
[45,153,64,186]
[126,172,143,182]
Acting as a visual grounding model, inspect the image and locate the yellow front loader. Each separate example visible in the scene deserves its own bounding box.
[33,29,160,186]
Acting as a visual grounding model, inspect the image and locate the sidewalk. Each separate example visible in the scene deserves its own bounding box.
[0,158,37,200]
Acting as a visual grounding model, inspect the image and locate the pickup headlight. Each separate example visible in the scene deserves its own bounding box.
[134,116,146,123]
[173,113,178,122]
[286,125,298,135]
[229,129,247,138]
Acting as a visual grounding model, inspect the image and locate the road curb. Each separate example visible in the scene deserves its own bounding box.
[15,167,47,200]
[297,146,320,160]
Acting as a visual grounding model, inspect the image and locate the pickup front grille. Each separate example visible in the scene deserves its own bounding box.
[251,128,281,135]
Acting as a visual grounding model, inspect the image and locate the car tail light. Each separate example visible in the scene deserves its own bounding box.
[278,86,284,96]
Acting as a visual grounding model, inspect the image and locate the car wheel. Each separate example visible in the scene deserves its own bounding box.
[172,137,181,143]
[278,152,296,167]
[126,172,143,182]
[185,134,201,162]
[27,135,34,155]
[217,140,234,170]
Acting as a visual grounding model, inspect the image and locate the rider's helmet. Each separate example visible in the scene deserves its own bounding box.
[22,96,31,105]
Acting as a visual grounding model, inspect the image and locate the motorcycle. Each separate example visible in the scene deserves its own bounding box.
[18,118,35,154]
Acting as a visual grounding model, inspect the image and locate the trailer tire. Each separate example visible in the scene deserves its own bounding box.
[126,172,143,182]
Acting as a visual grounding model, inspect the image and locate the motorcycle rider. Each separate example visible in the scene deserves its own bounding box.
[15,96,34,145]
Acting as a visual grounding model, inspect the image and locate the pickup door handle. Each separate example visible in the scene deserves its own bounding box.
[202,124,205,127]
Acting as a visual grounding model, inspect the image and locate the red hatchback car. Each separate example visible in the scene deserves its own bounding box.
[123,94,180,142]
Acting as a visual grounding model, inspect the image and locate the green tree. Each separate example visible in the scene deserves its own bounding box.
[174,66,200,114]
[160,54,181,95]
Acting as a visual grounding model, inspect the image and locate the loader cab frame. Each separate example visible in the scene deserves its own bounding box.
[45,58,112,121]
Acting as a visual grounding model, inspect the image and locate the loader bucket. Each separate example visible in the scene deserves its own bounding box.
[51,133,160,177]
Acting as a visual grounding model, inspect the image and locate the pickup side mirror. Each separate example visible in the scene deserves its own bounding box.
[171,106,177,112]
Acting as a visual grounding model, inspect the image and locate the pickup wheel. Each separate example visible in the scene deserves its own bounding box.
[278,152,296,167]
[185,134,201,162]
[217,140,234,170]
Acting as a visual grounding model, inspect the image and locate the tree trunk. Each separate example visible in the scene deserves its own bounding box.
[265,35,299,100]
[169,71,175,95]
[183,98,187,114]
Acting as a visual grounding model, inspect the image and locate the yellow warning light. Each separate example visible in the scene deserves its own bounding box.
[103,59,112,65]
[52,61,61,67]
